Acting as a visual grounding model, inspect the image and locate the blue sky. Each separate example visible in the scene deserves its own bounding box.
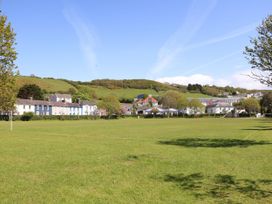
[1,0,272,89]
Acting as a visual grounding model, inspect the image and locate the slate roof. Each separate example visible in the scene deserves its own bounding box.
[16,99,80,107]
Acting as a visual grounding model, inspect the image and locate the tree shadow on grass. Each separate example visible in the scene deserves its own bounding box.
[159,138,271,148]
[242,126,272,131]
[163,173,272,202]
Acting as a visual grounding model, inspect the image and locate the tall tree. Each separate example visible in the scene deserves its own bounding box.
[260,92,272,113]
[17,84,44,100]
[241,98,261,115]
[0,12,18,128]
[98,95,121,117]
[188,99,204,115]
[161,90,181,109]
[244,15,272,86]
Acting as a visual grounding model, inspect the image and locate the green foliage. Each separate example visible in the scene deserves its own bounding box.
[17,84,45,100]
[0,12,18,112]
[189,99,204,109]
[20,112,34,121]
[161,90,189,109]
[98,95,121,116]
[244,15,272,86]
[241,98,261,114]
[68,87,77,95]
[161,90,181,108]
[177,95,189,109]
[189,99,204,115]
[90,79,177,91]
[187,84,203,93]
[260,92,272,113]
[202,86,221,97]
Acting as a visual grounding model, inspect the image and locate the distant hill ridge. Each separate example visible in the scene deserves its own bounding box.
[16,76,180,92]
[16,75,268,102]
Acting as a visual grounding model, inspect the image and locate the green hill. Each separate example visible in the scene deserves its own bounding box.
[16,76,75,93]
[15,76,212,101]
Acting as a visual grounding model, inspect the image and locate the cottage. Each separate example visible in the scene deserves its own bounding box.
[134,95,158,107]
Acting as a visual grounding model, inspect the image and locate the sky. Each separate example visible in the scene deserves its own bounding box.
[1,0,272,89]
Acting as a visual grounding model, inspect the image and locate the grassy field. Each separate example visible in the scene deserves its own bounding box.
[0,118,271,203]
[80,85,212,100]
[16,76,75,93]
[16,76,212,99]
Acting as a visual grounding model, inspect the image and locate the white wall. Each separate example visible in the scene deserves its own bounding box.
[15,104,35,115]
[52,106,70,115]
[82,105,97,115]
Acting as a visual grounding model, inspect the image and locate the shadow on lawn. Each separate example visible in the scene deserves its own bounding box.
[159,138,271,148]
[164,173,272,202]
[242,126,272,131]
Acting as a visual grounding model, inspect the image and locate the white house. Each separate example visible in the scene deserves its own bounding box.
[206,102,234,114]
[15,97,97,116]
[80,101,98,115]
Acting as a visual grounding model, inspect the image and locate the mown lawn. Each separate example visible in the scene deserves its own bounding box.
[0,118,271,203]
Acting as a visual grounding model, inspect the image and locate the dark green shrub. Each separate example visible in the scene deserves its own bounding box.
[21,112,34,121]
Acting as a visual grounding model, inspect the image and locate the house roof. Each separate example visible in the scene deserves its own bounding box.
[206,102,233,108]
[80,100,96,106]
[16,99,80,107]
[142,96,158,103]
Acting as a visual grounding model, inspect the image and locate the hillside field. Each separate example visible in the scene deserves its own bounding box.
[16,76,212,99]
[0,118,271,203]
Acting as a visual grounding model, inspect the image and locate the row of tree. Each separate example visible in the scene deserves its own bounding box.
[233,92,272,115]
[160,90,203,111]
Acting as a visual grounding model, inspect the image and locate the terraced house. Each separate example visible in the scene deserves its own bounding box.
[15,94,97,116]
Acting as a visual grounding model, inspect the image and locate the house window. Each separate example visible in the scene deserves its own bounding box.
[23,105,25,109]
[29,105,31,109]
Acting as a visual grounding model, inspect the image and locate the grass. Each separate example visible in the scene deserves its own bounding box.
[16,76,75,93]
[81,85,212,100]
[0,118,271,203]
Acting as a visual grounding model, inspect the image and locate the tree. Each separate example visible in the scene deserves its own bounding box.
[202,86,221,97]
[0,12,18,130]
[241,98,261,115]
[260,92,272,113]
[17,84,44,100]
[244,15,272,86]
[188,99,204,115]
[161,90,181,109]
[177,95,189,110]
[98,95,121,117]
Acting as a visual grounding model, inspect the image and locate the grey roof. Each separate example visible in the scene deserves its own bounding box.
[206,102,233,108]
[17,99,80,107]
[80,100,96,106]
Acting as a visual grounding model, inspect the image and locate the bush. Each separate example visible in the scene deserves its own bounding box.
[21,112,34,121]
[0,115,10,121]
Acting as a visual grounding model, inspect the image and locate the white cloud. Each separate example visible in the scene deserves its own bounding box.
[156,70,271,90]
[157,74,214,86]
[231,70,270,90]
[63,8,98,76]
